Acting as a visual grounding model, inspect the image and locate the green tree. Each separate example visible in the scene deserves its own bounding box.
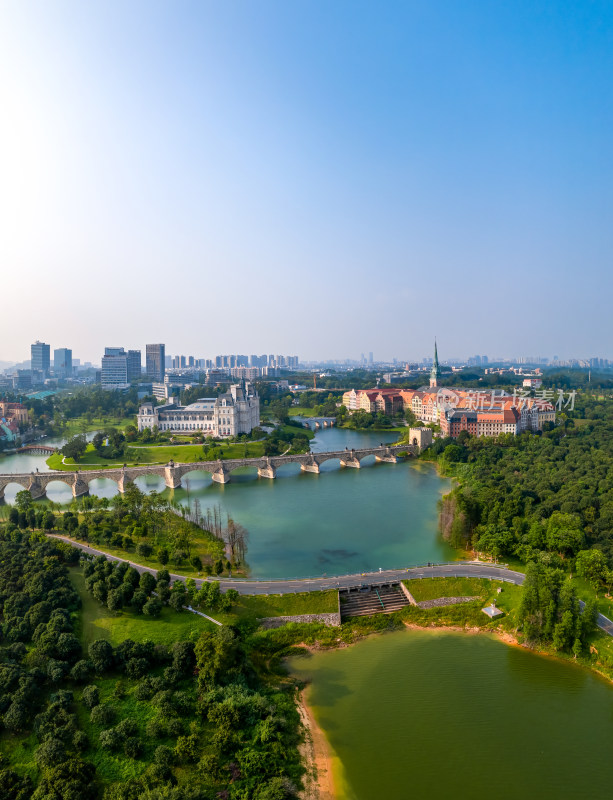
[576,549,608,594]
[60,434,88,462]
[89,639,114,673]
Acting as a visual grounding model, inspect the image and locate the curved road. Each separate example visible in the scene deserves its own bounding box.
[48,535,613,637]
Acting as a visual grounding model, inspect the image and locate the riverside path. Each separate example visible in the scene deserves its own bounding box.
[48,535,613,637]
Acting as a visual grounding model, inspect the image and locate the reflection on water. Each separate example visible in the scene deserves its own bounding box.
[1,426,453,578]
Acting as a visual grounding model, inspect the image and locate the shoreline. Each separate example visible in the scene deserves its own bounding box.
[297,687,337,800]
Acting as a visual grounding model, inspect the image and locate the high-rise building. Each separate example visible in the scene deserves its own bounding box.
[127,350,142,382]
[101,347,140,389]
[53,348,73,379]
[101,348,129,389]
[31,341,50,378]
[146,343,165,382]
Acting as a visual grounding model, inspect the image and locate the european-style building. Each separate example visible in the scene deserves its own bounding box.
[137,382,260,438]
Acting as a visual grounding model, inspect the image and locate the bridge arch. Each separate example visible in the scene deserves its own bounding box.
[225,463,261,482]
[178,468,214,491]
[43,479,75,504]
[0,478,32,504]
[85,477,121,500]
[132,473,166,495]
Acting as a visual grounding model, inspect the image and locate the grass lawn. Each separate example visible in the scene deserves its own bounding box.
[56,416,135,438]
[127,441,266,463]
[234,591,338,620]
[404,576,500,602]
[0,730,40,782]
[279,424,315,440]
[70,568,216,648]
[47,441,267,470]
[290,407,319,418]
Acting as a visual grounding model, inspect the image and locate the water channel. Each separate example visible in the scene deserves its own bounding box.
[290,628,613,800]
[0,424,454,578]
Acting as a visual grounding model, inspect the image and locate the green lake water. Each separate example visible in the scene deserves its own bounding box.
[290,629,613,800]
[1,427,454,579]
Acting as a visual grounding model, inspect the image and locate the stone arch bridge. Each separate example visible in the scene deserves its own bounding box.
[0,444,417,500]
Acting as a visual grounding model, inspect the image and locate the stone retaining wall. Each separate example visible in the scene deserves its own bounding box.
[259,611,341,629]
[399,582,418,606]
[417,596,479,609]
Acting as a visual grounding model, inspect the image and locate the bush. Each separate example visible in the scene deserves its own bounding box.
[35,738,67,769]
[154,744,174,768]
[139,572,156,594]
[174,733,199,764]
[143,598,162,617]
[125,657,149,679]
[171,550,188,566]
[70,659,94,683]
[90,704,116,726]
[169,592,185,612]
[124,736,143,759]
[115,718,138,739]
[135,678,155,701]
[145,717,166,739]
[136,542,153,559]
[81,685,100,710]
[99,728,122,751]
[130,589,148,613]
[73,730,89,752]
[89,639,114,673]
[166,716,184,736]
[3,700,28,732]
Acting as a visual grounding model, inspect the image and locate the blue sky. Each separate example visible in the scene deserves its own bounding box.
[1,1,611,363]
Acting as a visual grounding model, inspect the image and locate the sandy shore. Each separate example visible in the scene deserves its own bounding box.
[298,688,337,800]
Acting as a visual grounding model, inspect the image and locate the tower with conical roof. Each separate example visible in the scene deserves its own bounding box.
[430,339,441,388]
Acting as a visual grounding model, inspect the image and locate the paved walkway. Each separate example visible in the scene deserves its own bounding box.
[47,535,613,638]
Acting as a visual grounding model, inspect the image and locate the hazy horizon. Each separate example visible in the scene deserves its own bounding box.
[1,1,612,363]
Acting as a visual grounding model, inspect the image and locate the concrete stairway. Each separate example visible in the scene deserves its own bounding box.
[340,586,410,619]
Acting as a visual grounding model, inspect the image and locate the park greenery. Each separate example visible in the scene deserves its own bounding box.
[55,419,313,468]
[423,396,613,576]
[6,486,241,578]
[0,529,305,799]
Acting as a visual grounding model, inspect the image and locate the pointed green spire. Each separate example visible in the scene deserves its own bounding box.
[430,339,441,387]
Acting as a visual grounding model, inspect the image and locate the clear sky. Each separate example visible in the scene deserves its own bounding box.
[1,0,612,363]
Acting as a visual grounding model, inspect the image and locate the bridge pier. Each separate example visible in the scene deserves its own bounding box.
[28,477,46,500]
[212,462,230,484]
[258,459,276,479]
[340,449,361,469]
[0,485,4,503]
[164,465,182,490]
[300,456,320,474]
[72,475,89,498]
[376,448,398,464]
[117,474,133,493]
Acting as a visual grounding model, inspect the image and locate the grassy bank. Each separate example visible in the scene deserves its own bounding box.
[405,576,500,602]
[70,568,216,647]
[234,591,338,620]
[55,529,226,578]
[71,568,338,639]
[46,440,267,470]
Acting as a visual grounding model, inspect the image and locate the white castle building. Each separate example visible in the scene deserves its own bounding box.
[137,383,260,438]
